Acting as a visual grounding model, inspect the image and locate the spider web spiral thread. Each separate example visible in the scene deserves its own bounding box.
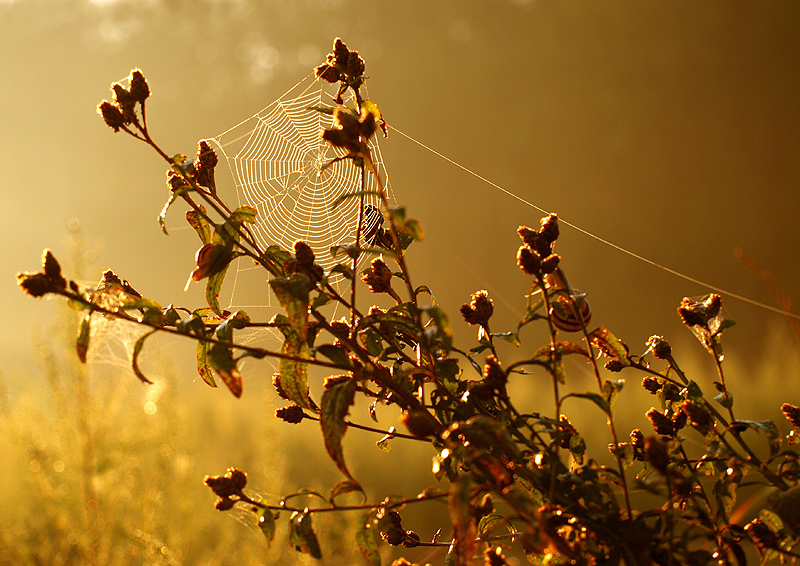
[208,75,393,310]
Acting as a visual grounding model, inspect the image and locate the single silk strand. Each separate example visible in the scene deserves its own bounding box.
[389,125,800,321]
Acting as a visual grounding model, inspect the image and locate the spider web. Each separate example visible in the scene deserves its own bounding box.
[208,75,393,310]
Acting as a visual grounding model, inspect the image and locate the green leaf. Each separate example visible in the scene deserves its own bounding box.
[602,379,625,411]
[207,343,242,397]
[356,512,381,566]
[131,329,158,384]
[270,274,314,409]
[186,207,212,244]
[288,511,322,559]
[564,392,610,415]
[491,331,520,347]
[258,508,278,546]
[196,340,217,387]
[215,310,250,342]
[205,263,229,316]
[316,344,352,368]
[76,313,91,363]
[477,513,504,539]
[685,380,704,402]
[230,205,257,224]
[422,305,453,352]
[403,218,425,241]
[321,379,358,480]
[329,479,365,507]
[262,245,291,276]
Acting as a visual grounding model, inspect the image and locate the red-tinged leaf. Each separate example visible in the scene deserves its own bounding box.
[288,511,322,559]
[186,206,212,244]
[589,327,631,364]
[230,205,257,224]
[356,512,381,566]
[329,479,365,507]
[321,379,358,480]
[449,476,477,566]
[271,275,314,409]
[76,313,91,363]
[196,340,217,387]
[205,264,229,316]
[258,508,279,546]
[131,329,157,384]
[207,343,242,397]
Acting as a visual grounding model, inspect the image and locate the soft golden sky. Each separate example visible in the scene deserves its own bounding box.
[3,1,799,382]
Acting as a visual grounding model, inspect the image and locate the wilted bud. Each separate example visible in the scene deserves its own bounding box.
[646,408,674,436]
[228,468,247,491]
[196,139,218,170]
[678,294,722,329]
[361,258,393,293]
[112,84,137,121]
[215,497,235,511]
[557,414,578,448]
[41,249,65,287]
[97,100,126,132]
[630,429,645,461]
[399,410,438,439]
[641,376,662,394]
[671,409,687,431]
[540,254,561,274]
[129,68,150,103]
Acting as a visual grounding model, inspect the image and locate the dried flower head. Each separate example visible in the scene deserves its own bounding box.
[646,408,674,436]
[276,405,306,424]
[112,84,137,122]
[517,245,542,276]
[129,68,150,103]
[97,100,126,132]
[16,272,52,298]
[781,403,800,430]
[361,258,393,293]
[460,290,494,327]
[680,400,712,430]
[646,335,672,359]
[484,546,508,566]
[641,376,662,394]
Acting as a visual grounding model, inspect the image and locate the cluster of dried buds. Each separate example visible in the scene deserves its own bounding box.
[16,249,74,299]
[204,467,249,511]
[97,69,150,132]
[516,214,561,278]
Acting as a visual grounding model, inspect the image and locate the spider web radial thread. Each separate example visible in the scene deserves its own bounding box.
[209,76,393,306]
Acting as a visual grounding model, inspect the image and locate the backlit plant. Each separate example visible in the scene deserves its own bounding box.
[17,38,800,566]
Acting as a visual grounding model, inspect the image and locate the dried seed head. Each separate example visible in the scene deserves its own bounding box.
[517,245,541,276]
[196,139,218,170]
[540,254,561,274]
[97,100,126,132]
[538,213,559,243]
[275,405,305,424]
[604,360,625,372]
[680,400,712,429]
[630,429,645,461]
[346,51,366,78]
[215,497,235,511]
[332,37,350,66]
[646,335,672,359]
[557,414,578,448]
[228,468,247,491]
[646,408,674,436]
[112,84,137,121]
[745,519,779,554]
[781,403,800,430]
[460,290,494,327]
[678,294,723,329]
[671,409,687,431]
[361,258,393,293]
[641,376,662,394]
[129,68,150,103]
[315,63,340,83]
[294,240,316,268]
